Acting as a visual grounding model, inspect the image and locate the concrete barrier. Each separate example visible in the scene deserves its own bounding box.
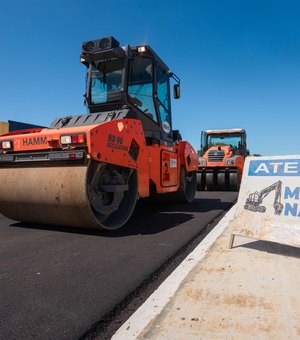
[230,155,300,248]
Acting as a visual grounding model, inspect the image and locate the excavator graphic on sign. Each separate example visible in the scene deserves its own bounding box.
[244,180,283,215]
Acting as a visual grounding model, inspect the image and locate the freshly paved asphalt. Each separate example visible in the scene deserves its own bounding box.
[0,191,237,339]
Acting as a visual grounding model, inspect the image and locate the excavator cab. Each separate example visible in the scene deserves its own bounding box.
[81,36,180,146]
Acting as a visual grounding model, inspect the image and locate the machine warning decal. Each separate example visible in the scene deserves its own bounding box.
[170,158,177,168]
[117,122,124,132]
[162,121,171,134]
[22,137,47,146]
[107,134,128,151]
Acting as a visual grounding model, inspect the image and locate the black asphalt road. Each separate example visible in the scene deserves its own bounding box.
[0,192,237,339]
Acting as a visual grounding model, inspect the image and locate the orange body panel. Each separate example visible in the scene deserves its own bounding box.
[147,141,198,194]
[0,118,198,199]
[202,145,245,174]
[88,119,150,197]
[2,126,86,152]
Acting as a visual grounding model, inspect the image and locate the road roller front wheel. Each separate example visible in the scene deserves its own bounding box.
[87,162,138,230]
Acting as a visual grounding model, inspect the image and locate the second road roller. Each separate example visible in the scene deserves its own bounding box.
[0,36,198,230]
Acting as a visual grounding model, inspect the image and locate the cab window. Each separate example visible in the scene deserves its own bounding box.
[90,58,123,104]
[156,66,172,134]
[128,56,157,122]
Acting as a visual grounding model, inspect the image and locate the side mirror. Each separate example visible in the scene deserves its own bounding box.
[173,84,180,99]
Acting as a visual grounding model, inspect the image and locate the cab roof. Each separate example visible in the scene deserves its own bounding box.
[205,128,245,134]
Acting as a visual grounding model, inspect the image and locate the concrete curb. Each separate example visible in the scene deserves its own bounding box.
[112,205,237,339]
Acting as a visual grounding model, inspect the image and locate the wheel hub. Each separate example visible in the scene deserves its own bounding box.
[88,165,125,215]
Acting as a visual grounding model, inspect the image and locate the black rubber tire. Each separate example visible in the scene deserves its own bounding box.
[181,168,197,202]
[170,167,197,202]
[196,172,205,191]
[206,172,215,191]
[217,172,226,191]
[88,163,138,230]
[229,172,239,191]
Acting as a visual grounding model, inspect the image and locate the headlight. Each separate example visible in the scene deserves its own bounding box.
[60,134,86,145]
[0,140,13,150]
[138,46,147,53]
[199,157,207,166]
[226,158,236,165]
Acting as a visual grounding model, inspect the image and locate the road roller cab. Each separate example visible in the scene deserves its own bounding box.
[197,128,248,191]
[0,36,198,230]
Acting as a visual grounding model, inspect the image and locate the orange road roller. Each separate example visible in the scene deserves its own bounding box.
[197,129,249,191]
[0,36,198,230]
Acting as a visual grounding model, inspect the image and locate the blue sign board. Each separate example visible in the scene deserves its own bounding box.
[248,159,300,177]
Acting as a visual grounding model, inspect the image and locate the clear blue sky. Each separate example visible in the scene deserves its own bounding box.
[1,0,299,155]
